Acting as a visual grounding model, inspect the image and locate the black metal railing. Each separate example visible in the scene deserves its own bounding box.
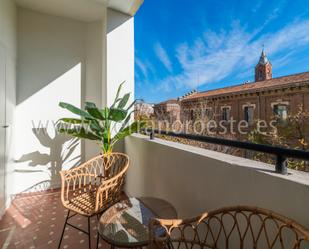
[144,129,309,175]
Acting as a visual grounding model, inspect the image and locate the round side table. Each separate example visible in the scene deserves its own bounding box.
[97,197,177,249]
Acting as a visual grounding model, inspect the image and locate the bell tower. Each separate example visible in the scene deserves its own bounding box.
[255,49,272,82]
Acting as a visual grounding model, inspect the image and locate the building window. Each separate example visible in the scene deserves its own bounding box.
[204,108,213,119]
[273,104,288,121]
[244,106,254,124]
[222,107,230,121]
[258,70,263,80]
[190,110,194,120]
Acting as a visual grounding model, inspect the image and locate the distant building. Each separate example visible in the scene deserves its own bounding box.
[180,50,309,129]
[134,102,154,119]
[154,99,180,123]
[255,49,272,82]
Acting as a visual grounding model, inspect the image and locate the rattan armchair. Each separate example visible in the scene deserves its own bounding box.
[149,206,309,249]
[58,152,129,249]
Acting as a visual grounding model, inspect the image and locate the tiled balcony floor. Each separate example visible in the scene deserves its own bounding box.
[0,189,107,249]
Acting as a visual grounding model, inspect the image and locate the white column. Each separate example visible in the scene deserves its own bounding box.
[105,9,135,107]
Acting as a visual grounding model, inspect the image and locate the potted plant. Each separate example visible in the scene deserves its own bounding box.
[57,82,145,154]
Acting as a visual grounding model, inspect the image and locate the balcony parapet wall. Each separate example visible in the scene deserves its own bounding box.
[124,134,309,229]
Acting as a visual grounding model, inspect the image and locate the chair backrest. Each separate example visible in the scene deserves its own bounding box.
[149,206,309,249]
[95,153,129,212]
[60,153,129,209]
[102,153,129,179]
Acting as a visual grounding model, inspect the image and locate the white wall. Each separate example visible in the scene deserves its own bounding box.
[0,0,17,216]
[84,20,105,160]
[15,8,86,194]
[14,6,136,193]
[105,9,135,108]
[1,5,136,200]
[125,134,309,229]
[0,1,17,56]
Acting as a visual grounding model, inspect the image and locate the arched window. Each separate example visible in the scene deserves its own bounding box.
[273,104,288,122]
[244,106,254,125]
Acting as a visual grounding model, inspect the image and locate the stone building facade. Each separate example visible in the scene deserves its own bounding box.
[153,99,180,123]
[180,51,309,133]
[134,102,154,119]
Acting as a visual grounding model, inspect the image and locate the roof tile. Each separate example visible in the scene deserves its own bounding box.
[182,72,309,100]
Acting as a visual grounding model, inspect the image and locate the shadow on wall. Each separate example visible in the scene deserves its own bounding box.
[15,128,81,193]
[12,8,133,196]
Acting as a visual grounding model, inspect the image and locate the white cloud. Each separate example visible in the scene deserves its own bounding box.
[154,42,173,72]
[135,57,157,80]
[135,58,148,78]
[251,1,263,13]
[157,19,309,92]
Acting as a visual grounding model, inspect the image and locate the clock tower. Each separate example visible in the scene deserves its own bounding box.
[255,49,272,82]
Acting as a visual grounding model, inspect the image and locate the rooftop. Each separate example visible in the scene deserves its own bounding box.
[155,99,180,106]
[182,71,309,101]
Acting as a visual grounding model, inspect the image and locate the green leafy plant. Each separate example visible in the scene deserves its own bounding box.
[248,105,309,172]
[57,82,145,154]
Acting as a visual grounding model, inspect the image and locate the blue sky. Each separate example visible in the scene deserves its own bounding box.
[134,0,309,104]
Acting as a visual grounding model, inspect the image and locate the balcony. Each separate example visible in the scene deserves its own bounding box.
[1,0,309,248]
[124,134,309,221]
[1,133,309,248]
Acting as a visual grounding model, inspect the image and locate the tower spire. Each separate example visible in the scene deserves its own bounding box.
[258,46,268,65]
[255,47,272,81]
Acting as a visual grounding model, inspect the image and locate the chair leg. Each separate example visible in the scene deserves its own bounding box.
[96,214,100,249]
[58,210,70,249]
[96,231,100,249]
[88,216,91,249]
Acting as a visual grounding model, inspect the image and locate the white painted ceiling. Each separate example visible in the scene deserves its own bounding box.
[15,0,143,22]
[105,0,144,16]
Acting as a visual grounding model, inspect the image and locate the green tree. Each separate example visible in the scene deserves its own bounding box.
[248,105,309,171]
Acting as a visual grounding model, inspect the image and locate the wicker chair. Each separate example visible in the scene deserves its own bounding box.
[149,206,309,249]
[58,153,129,249]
